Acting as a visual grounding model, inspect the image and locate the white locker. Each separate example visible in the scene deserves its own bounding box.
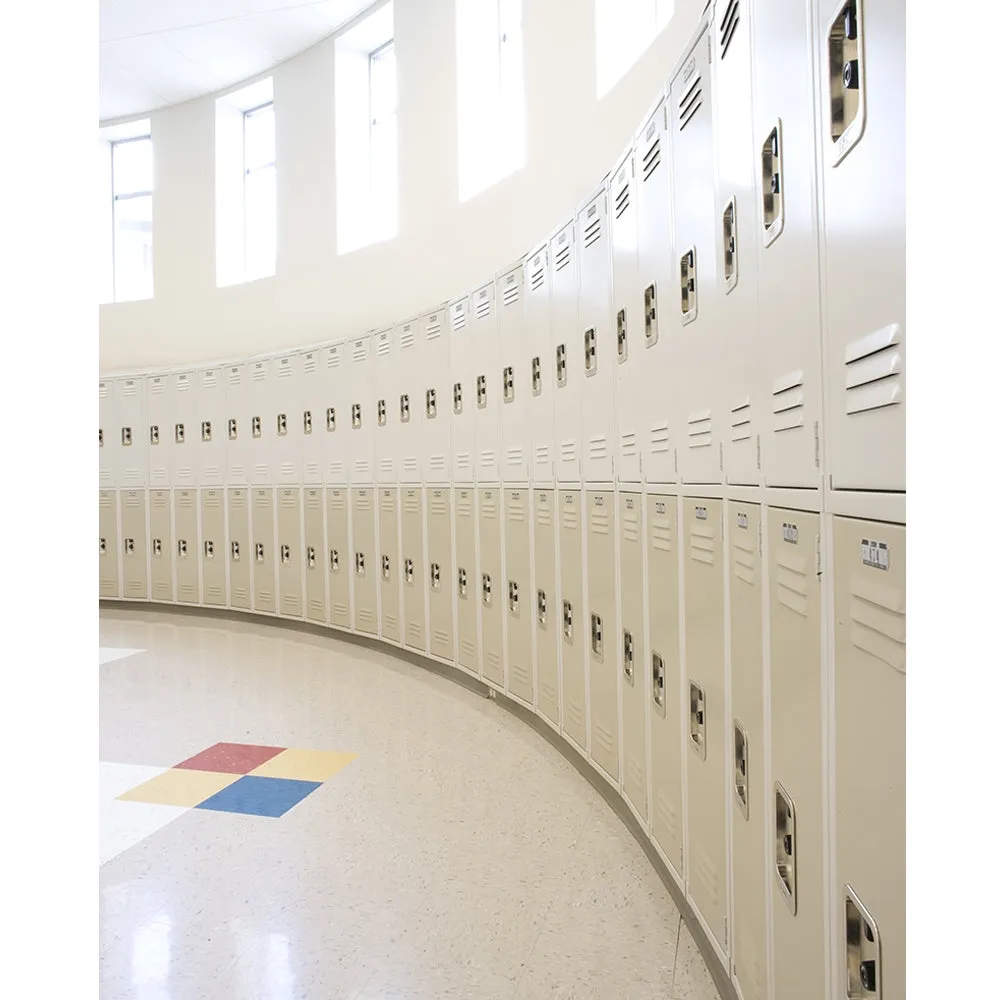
[224,365,250,487]
[819,0,905,494]
[227,487,251,610]
[273,354,300,486]
[373,327,397,485]
[247,359,276,487]
[171,372,198,489]
[421,307,451,484]
[426,486,455,661]
[251,487,276,614]
[117,376,147,489]
[397,318,421,483]
[277,486,303,618]
[349,336,376,485]
[145,375,171,489]
[455,486,478,673]
[619,492,647,819]
[471,281,501,483]
[200,488,226,607]
[99,380,115,490]
[498,263,531,484]
[751,0,824,489]
[351,487,378,635]
[198,368,226,488]
[149,489,173,603]
[303,487,327,623]
[533,488,559,726]
[524,244,555,485]
[300,350,323,485]
[120,489,148,600]
[449,296,475,484]
[401,486,427,652]
[478,486,504,687]
[504,488,533,704]
[378,486,401,643]
[323,343,349,486]
[326,487,351,629]
[559,490,586,750]
[173,488,199,605]
[550,220,582,483]
[577,183,617,485]
[98,489,120,599]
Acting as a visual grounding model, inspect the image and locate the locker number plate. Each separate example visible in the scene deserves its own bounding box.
[861,538,889,571]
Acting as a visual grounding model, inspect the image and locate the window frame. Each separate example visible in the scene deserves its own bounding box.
[241,99,276,280]
[110,132,153,302]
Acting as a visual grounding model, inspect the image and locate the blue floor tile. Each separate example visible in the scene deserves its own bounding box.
[195,774,322,818]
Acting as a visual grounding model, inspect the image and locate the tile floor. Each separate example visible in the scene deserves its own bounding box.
[100,609,721,1000]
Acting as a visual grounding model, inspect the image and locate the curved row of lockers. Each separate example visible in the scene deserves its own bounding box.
[99,3,905,1000]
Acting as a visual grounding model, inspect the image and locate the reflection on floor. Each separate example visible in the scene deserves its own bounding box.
[100,610,721,1000]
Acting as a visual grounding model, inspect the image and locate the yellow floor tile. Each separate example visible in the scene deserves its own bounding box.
[250,748,357,782]
[118,768,240,807]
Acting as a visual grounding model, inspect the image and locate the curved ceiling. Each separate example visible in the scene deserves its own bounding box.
[100,0,377,122]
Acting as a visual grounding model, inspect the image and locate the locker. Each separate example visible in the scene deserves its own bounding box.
[751,0,824,489]
[173,488,199,604]
[818,0,906,494]
[98,489,120,598]
[273,354,300,486]
[145,375,170,489]
[478,487,504,685]
[427,486,455,661]
[251,487,276,614]
[227,487,251,610]
[524,243,555,484]
[646,493,684,875]
[277,486,303,618]
[198,368,226,488]
[619,492,647,819]
[378,486,401,643]
[300,350,323,485]
[455,486,478,673]
[323,343,349,485]
[397,318,421,483]
[550,220,582,483]
[727,501,767,1000]
[117,376,147,489]
[504,488,533,704]
[401,486,427,651]
[326,487,351,629]
[99,380,115,490]
[303,487,327,623]
[767,507,824,1000]
[634,96,676,486]
[349,336,375,484]
[225,365,250,487]
[559,490,586,749]
[577,184,617,484]
[449,297,475,483]
[833,516,905,1000]
[683,496,728,948]
[247,359,275,487]
[610,148,643,485]
[421,307,451,484]
[171,372,198,489]
[587,489,619,781]
[471,281,501,483]
[200,487,226,607]
[351,487,378,635]
[533,488,559,726]
[373,327,397,485]
[498,263,532,484]
[712,2,763,487]
[119,489,148,600]
[149,489,173,603]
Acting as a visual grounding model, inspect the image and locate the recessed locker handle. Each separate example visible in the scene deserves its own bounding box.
[622,629,634,682]
[590,613,603,657]
[382,555,391,580]
[845,884,881,999]
[536,588,547,625]
[329,548,339,571]
[562,600,573,640]
[775,783,798,914]
[689,681,706,759]
[734,721,749,820]
[651,652,666,715]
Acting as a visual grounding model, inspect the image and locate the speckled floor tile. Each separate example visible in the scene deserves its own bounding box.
[670,918,722,1000]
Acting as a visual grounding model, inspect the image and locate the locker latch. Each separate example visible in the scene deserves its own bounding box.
[734,721,749,820]
[623,629,634,683]
[382,555,391,580]
[175,423,185,444]
[590,613,603,658]
[430,562,441,589]
[228,418,238,440]
[121,426,133,447]
[255,543,265,563]
[355,552,365,575]
[231,541,240,561]
[537,589,547,625]
[377,399,387,426]
[152,538,162,557]
[303,410,313,434]
[503,367,514,403]
[453,382,463,414]
[99,537,107,555]
[556,344,567,386]
[252,416,262,438]
[400,394,410,422]
[562,600,573,640]
[277,413,287,436]
[531,357,541,396]
[828,0,864,154]
[426,389,437,418]
[330,548,339,571]
[651,652,665,715]
[124,538,135,555]
[326,407,336,432]
[775,783,797,913]
[280,544,290,564]
[722,197,738,291]
[507,580,519,615]
[482,573,492,606]
[457,568,468,598]
[149,425,160,445]
[762,124,785,244]
[644,284,658,345]
[177,539,188,557]
[201,421,212,442]
[584,328,597,374]
[352,404,362,429]
[845,885,881,999]
[476,375,487,409]
[404,558,414,584]
[307,546,316,568]
[616,309,627,362]
[99,428,104,448]
[689,681,706,759]
[204,540,215,559]
[680,249,697,323]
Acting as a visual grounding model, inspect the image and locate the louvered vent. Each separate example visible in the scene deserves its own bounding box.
[474,289,492,319]
[451,303,467,331]
[201,370,217,390]
[529,254,546,291]
[844,323,904,415]
[719,0,739,58]
[583,202,602,248]
[554,231,572,271]
[425,313,442,339]
[252,363,267,382]
[400,323,416,349]
[122,379,138,398]
[176,373,191,393]
[376,333,391,356]
[641,120,661,181]
[303,352,316,375]
[502,273,520,307]
[614,167,630,219]
[352,339,368,362]
[228,367,242,386]
[326,347,341,369]
[679,75,703,131]
[277,357,292,379]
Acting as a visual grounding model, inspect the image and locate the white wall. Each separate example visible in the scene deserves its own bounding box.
[99,0,704,373]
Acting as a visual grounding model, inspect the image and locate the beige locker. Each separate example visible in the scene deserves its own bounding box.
[427,486,454,661]
[833,517,905,1000]
[504,488,533,703]
[683,497,728,949]
[533,489,559,726]
[587,489,619,781]
[120,489,148,600]
[326,487,351,629]
[99,490,120,599]
[559,490,586,750]
[378,487,401,642]
[728,502,767,1000]
[200,488,226,607]
[479,487,504,686]
[227,488,251,610]
[767,507,824,1000]
[401,487,427,651]
[647,493,684,874]
[149,489,173,603]
[455,487,478,672]
[173,488,199,605]
[352,487,378,635]
[277,487,303,618]
[252,487,276,614]
[303,487,326,623]
[619,492,647,819]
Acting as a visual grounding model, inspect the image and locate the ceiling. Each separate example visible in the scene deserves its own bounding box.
[100,0,378,122]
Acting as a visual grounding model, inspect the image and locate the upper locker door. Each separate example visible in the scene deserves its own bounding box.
[818,0,905,495]
[751,0,824,489]
[247,358,275,487]
[471,281,501,484]
[713,0,763,487]
[171,371,198,489]
[577,183,616,485]
[498,262,531,485]
[397,318,420,484]
[421,306,450,484]
[146,374,170,489]
[300,349,323,486]
[225,364,249,487]
[373,327,396,486]
[99,379,116,490]
[349,335,375,486]
[550,220,582,484]
[323,343,348,485]
[273,353,301,487]
[524,244,554,485]
[198,367,225,488]
[117,376,147,490]
[449,297,474,484]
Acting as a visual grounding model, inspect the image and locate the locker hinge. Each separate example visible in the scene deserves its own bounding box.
[814,421,820,468]
[816,534,823,576]
[756,434,761,470]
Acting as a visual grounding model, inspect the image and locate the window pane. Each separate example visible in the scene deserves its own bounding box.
[370,116,397,241]
[112,137,152,197]
[370,43,396,124]
[113,193,153,301]
[244,104,275,172]
[245,163,276,280]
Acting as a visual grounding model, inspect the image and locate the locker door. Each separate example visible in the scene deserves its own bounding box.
[252,487,276,613]
[421,308,451,484]
[374,327,396,486]
[149,489,173,602]
[559,490,586,749]
[273,354,300,486]
[225,365,249,487]
[471,282,501,483]
[99,380,116,490]
[524,244,554,485]
[173,488,199,604]
[550,221,582,483]
[326,487,351,629]
[146,376,170,489]
[455,486,478,673]
[300,350,323,485]
[427,486,454,661]
[728,501,767,1000]
[647,493,684,874]
[117,376,147,490]
[248,359,274,487]
[398,319,421,484]
[350,337,375,485]
[683,496,728,948]
[533,489,559,726]
[171,372,197,489]
[619,492,647,819]
[120,489,148,600]
[198,368,226,488]
[200,487,226,607]
[504,488,533,704]
[378,486,401,643]
[277,487,303,618]
[304,487,327,623]
[99,489,120,598]
[499,264,531,484]
[401,487,427,651]
[352,487,378,634]
[478,487,503,686]
[322,344,349,486]
[449,297,474,484]
[767,507,824,1000]
[833,516,905,1000]
[227,488,251,610]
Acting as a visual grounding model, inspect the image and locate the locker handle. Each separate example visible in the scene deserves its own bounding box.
[590,613,603,658]
[355,552,366,575]
[99,537,107,555]
[228,418,238,440]
[562,600,573,639]
[845,885,881,998]
[121,426,133,446]
[616,309,627,362]
[643,284,658,345]
[622,629,634,683]
[689,681,706,759]
[828,0,865,158]
[204,540,215,559]
[280,544,291,564]
[507,580,518,615]
[722,198,738,292]
[537,589,547,625]
[231,541,240,561]
[457,567,468,598]
[124,538,135,555]
[255,543,265,563]
[775,783,798,914]
[404,558,414,584]
[382,555,391,580]
[307,546,316,568]
[152,538,163,557]
[482,573,492,606]
[330,549,340,571]
[651,652,666,715]
[430,562,441,589]
[761,123,785,244]
[734,721,749,820]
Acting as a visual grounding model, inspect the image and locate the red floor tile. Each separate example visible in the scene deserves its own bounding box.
[173,742,285,775]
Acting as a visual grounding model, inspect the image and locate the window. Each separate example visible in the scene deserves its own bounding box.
[242,102,276,281]
[369,41,397,245]
[456,0,524,201]
[596,0,672,98]
[102,123,153,303]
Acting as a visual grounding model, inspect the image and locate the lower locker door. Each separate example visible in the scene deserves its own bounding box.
[504,489,533,704]
[327,488,350,629]
[252,488,276,614]
[174,489,199,604]
[149,489,173,602]
[455,488,478,672]
[479,488,503,686]
[427,488,454,661]
[533,489,559,726]
[559,490,586,750]
[99,490,120,598]
[120,490,148,600]
[303,488,326,623]
[401,488,426,652]
[379,488,401,643]
[352,488,377,635]
[619,492,647,820]
[227,488,251,610]
[201,488,226,606]
[277,487,303,618]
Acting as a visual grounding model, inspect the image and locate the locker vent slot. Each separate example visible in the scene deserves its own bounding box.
[451,305,467,332]
[845,885,881,999]
[730,399,752,443]
[623,630,634,683]
[641,135,661,181]
[474,290,492,319]
[376,334,391,356]
[617,309,627,361]
[651,652,665,715]
[352,340,368,363]
[529,261,546,290]
[843,323,903,415]
[722,197,738,292]
[584,328,597,374]
[502,275,520,306]
[761,124,785,243]
[613,172,630,219]
[425,313,442,339]
[303,353,317,374]
[687,411,712,450]
[531,357,541,395]
[644,284,658,345]
[775,784,797,913]
[326,348,342,369]
[689,682,706,758]
[719,0,740,59]
[772,370,805,433]
[828,0,864,151]
[554,239,572,271]
[734,721,749,819]
[583,209,602,248]
[679,75,703,131]
[680,248,697,323]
